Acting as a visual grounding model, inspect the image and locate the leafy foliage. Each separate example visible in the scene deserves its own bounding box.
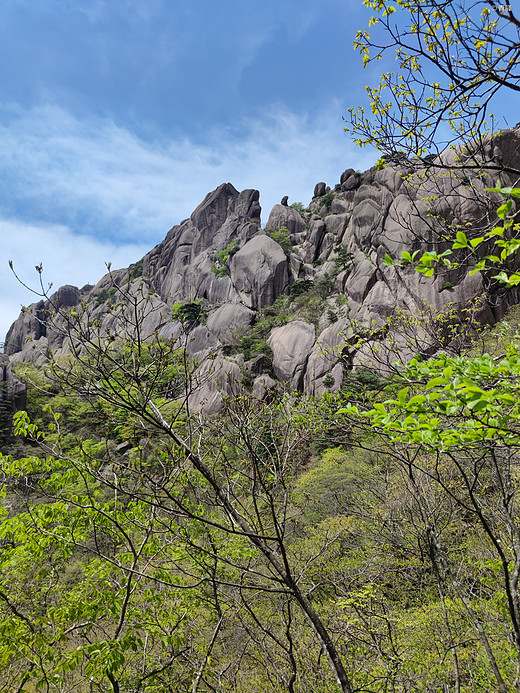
[346,0,520,160]
[266,226,294,255]
[385,184,520,287]
[171,299,207,325]
[211,240,239,277]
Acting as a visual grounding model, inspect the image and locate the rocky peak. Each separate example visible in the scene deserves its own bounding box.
[6,129,520,411]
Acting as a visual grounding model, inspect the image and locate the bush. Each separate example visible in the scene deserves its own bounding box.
[266,226,293,255]
[323,374,334,389]
[211,241,239,278]
[333,246,354,275]
[290,279,314,297]
[327,309,338,324]
[290,202,306,217]
[320,192,334,209]
[172,300,206,325]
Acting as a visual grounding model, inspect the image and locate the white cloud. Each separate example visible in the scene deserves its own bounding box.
[0,102,374,237]
[0,101,376,342]
[1,218,149,342]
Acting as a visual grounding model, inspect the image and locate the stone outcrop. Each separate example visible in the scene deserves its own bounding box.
[205,303,255,342]
[0,355,26,412]
[6,128,520,412]
[229,235,289,310]
[268,321,315,390]
[265,204,305,236]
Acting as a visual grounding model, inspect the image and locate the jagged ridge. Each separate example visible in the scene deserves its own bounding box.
[6,128,520,412]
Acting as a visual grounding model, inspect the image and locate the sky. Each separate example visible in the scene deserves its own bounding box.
[1,0,518,342]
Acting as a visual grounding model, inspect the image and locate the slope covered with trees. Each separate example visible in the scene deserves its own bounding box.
[2,1,520,691]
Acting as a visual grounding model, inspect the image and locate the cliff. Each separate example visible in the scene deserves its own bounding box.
[6,128,520,412]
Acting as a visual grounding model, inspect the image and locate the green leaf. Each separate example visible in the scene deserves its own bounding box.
[426,376,446,389]
[496,200,512,219]
[397,387,409,404]
[452,231,468,248]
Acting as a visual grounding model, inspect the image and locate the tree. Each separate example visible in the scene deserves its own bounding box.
[0,273,358,692]
[339,328,520,691]
[346,0,520,168]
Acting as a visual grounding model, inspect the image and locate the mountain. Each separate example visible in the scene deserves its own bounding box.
[5,128,520,412]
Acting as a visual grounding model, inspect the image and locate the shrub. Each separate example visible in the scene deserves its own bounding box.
[211,241,239,278]
[323,374,334,389]
[172,300,206,325]
[95,285,118,307]
[327,308,338,324]
[290,202,306,217]
[320,192,334,209]
[266,226,293,255]
[333,246,354,275]
[290,279,314,297]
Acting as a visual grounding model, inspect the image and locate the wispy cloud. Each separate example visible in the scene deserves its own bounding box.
[0,102,373,235]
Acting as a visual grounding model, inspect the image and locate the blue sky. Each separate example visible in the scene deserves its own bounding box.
[1,0,518,341]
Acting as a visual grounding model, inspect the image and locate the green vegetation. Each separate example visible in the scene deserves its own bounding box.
[290,201,306,216]
[4,197,520,691]
[320,191,334,209]
[211,240,239,277]
[332,246,354,276]
[95,284,118,306]
[2,5,520,690]
[345,1,520,161]
[172,299,207,325]
[266,226,293,255]
[128,259,144,280]
[5,301,520,691]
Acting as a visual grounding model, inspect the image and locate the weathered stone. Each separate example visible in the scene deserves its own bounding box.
[304,318,350,394]
[7,130,520,400]
[248,354,272,377]
[252,374,278,400]
[0,354,27,411]
[230,235,289,310]
[142,184,261,307]
[188,355,244,415]
[9,336,49,365]
[206,303,255,342]
[265,204,305,235]
[268,320,315,390]
[304,218,327,263]
[313,182,327,198]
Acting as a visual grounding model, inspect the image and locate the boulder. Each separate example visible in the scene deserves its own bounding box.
[304,218,327,263]
[268,320,315,390]
[313,182,327,198]
[265,204,305,235]
[188,355,244,415]
[252,374,278,400]
[230,235,289,310]
[142,184,261,306]
[206,303,255,342]
[304,318,350,394]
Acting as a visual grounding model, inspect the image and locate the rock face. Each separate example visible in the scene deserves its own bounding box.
[265,204,305,236]
[142,184,262,306]
[268,321,315,390]
[229,235,289,310]
[0,355,26,411]
[6,128,520,412]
